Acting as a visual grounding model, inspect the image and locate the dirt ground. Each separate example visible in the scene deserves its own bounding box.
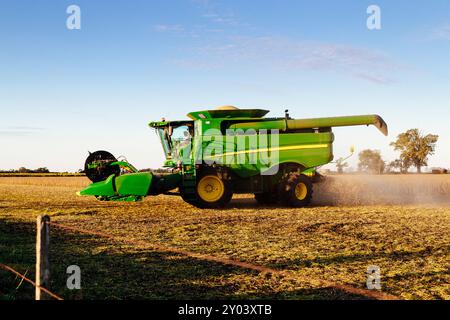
[0,175,449,300]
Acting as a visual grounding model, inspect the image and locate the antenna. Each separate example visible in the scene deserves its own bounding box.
[284,109,290,120]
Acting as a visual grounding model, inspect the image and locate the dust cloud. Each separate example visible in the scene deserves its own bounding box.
[313,174,450,206]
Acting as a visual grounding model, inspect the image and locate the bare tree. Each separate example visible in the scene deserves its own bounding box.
[335,158,349,174]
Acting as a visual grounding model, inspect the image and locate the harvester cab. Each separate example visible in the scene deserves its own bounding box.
[78,106,388,208]
[150,120,194,167]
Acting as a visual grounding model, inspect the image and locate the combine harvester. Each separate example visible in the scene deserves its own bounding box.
[78,106,388,208]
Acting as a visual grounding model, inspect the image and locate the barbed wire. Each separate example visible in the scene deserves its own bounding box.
[49,221,399,300]
[0,263,64,300]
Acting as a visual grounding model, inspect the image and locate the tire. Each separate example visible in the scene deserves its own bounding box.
[193,170,233,209]
[254,192,279,205]
[279,173,313,207]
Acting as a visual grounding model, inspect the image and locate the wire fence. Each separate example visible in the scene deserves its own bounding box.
[1,216,400,300]
[0,263,63,300]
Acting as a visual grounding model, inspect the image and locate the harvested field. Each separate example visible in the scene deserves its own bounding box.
[0,175,449,300]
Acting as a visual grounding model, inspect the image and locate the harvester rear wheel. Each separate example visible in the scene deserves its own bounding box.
[194,171,232,208]
[280,173,313,207]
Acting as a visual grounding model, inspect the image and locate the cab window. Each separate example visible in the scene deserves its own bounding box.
[171,125,191,144]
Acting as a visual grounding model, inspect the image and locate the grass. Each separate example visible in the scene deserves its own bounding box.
[0,176,449,300]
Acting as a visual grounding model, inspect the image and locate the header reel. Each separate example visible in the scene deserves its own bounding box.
[84,150,138,182]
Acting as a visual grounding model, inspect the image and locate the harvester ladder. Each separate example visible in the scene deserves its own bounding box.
[181,172,197,202]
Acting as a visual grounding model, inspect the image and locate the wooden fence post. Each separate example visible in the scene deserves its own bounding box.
[36,215,50,300]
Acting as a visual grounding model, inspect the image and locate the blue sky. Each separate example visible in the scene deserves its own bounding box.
[1,0,449,171]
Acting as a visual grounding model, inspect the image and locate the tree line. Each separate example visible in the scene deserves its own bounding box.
[336,128,440,174]
[0,167,50,174]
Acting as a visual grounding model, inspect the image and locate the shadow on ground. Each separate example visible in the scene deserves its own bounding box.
[0,219,372,300]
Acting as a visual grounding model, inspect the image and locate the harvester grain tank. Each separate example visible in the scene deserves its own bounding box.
[78,106,388,208]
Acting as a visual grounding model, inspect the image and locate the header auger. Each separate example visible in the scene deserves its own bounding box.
[78,106,388,208]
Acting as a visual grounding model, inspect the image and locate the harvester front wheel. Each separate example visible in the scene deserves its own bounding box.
[194,171,232,208]
[280,174,313,207]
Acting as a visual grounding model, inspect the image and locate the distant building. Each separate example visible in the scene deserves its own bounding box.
[431,168,448,174]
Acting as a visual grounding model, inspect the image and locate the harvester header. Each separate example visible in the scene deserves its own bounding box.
[79,106,388,208]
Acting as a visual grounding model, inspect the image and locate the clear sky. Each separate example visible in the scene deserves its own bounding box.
[1,0,449,171]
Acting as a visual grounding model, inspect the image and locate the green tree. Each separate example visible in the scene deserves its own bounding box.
[358,149,385,174]
[390,129,439,173]
[335,158,349,174]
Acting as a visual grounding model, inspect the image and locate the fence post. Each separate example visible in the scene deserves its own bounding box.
[36,215,50,300]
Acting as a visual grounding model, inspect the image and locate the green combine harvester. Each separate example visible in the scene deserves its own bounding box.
[78,106,388,208]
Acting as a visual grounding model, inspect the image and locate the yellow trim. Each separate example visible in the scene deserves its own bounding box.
[295,183,308,200]
[197,175,225,203]
[206,144,329,158]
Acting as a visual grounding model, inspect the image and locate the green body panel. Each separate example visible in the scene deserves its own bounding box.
[78,174,116,196]
[78,172,152,201]
[149,120,192,128]
[115,172,153,196]
[187,109,269,120]
[163,159,176,167]
[199,132,334,177]
[78,170,183,201]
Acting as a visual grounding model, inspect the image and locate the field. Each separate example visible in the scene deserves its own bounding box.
[0,173,84,177]
[0,175,449,300]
